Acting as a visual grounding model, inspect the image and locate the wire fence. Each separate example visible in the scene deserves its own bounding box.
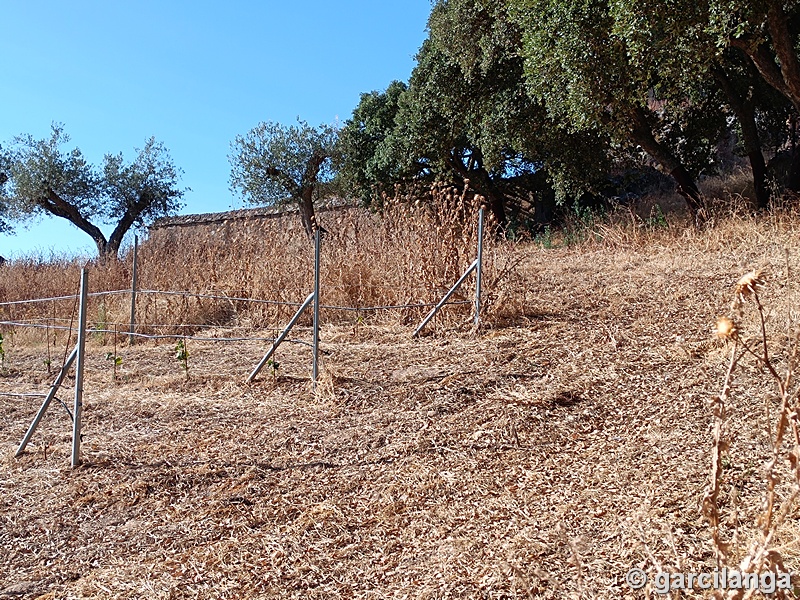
[0,289,473,364]
[4,210,492,467]
[0,288,474,312]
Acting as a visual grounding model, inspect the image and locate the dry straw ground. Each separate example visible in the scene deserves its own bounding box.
[3,191,800,599]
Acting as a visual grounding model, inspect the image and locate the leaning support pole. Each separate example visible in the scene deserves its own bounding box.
[71,268,89,468]
[246,292,315,383]
[15,346,79,457]
[312,227,321,388]
[474,207,485,328]
[413,259,478,338]
[128,234,139,345]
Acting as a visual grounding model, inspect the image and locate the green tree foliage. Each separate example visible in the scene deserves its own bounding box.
[609,0,796,208]
[509,0,711,216]
[341,0,611,229]
[396,0,557,224]
[338,81,408,205]
[229,120,338,237]
[352,0,800,220]
[0,125,185,259]
[712,0,800,115]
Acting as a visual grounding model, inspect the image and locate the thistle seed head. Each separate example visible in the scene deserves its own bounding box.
[735,269,766,302]
[716,316,738,340]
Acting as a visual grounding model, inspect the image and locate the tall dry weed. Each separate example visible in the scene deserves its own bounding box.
[703,270,800,598]
[0,185,522,342]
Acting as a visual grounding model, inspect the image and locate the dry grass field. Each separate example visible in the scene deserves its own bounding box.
[4,194,800,599]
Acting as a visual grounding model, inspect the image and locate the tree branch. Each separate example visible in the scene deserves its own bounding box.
[766,1,800,111]
[732,36,797,111]
[39,189,108,253]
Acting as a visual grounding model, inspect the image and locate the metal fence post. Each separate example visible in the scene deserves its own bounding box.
[412,259,478,337]
[129,234,138,345]
[474,207,484,328]
[312,227,321,387]
[71,268,89,468]
[15,346,78,457]
[246,292,315,383]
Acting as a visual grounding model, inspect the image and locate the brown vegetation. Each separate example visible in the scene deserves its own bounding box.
[4,192,800,598]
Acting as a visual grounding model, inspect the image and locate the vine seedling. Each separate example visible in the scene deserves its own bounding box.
[175,338,189,377]
[267,358,280,382]
[105,352,123,382]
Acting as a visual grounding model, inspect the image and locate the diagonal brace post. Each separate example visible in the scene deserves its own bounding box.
[246,292,315,383]
[15,346,79,457]
[413,259,478,337]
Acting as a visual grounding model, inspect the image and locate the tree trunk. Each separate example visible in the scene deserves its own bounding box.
[668,165,703,214]
[532,186,556,228]
[41,189,111,256]
[749,150,770,208]
[104,193,155,260]
[298,186,317,238]
[766,2,800,112]
[713,64,770,209]
[297,152,327,239]
[629,108,703,218]
[446,153,507,226]
[732,10,800,116]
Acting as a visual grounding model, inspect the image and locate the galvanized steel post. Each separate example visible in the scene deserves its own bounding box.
[246,292,315,383]
[71,268,89,468]
[312,227,321,387]
[412,259,478,337]
[129,234,138,345]
[474,207,484,328]
[15,346,78,457]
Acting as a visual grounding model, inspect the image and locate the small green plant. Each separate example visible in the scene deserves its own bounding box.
[175,338,189,377]
[533,225,554,249]
[105,351,122,382]
[562,205,595,246]
[353,313,365,338]
[267,358,280,381]
[644,205,668,230]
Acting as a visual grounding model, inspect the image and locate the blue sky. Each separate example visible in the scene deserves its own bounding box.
[0,1,432,257]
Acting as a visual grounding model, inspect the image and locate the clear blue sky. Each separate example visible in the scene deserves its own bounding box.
[0,0,432,258]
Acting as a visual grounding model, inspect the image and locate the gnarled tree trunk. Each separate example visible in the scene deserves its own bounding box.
[713,64,770,209]
[629,107,703,218]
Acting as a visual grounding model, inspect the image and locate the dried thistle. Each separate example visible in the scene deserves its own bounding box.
[735,269,766,304]
[715,316,738,340]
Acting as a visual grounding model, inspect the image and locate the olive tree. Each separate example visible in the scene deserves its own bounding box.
[229,120,339,237]
[0,125,186,259]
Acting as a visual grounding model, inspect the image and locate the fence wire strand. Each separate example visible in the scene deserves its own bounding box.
[1,288,475,313]
[0,321,313,347]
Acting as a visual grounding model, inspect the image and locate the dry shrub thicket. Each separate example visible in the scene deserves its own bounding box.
[0,184,523,345]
